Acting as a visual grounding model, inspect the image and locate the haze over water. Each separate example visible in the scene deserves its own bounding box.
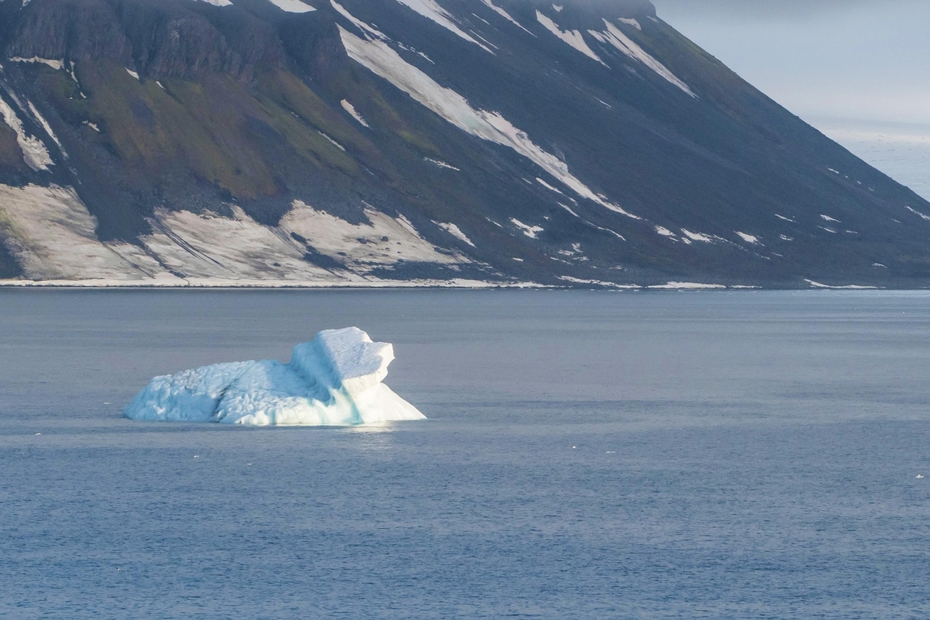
[812,118,930,202]
[654,0,930,201]
[1,290,929,618]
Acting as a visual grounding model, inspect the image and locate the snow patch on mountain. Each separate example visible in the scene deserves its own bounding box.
[558,243,587,260]
[144,203,468,280]
[196,0,232,6]
[0,95,52,170]
[595,224,626,241]
[338,24,638,219]
[681,229,714,243]
[536,177,566,196]
[618,18,641,31]
[536,11,606,66]
[588,20,695,97]
[655,225,676,239]
[282,201,468,269]
[125,327,425,426]
[906,206,930,222]
[558,202,579,217]
[425,157,459,170]
[511,218,544,239]
[395,0,493,53]
[340,99,369,127]
[318,131,346,151]
[649,282,726,290]
[266,0,315,13]
[558,276,635,288]
[26,100,65,156]
[480,0,534,36]
[143,206,343,281]
[331,1,389,41]
[805,280,877,290]
[0,180,475,283]
[9,57,64,70]
[0,183,174,280]
[434,221,475,247]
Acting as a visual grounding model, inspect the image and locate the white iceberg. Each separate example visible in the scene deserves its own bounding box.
[124,327,425,426]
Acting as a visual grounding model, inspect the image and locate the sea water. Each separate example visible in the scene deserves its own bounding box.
[1,289,928,618]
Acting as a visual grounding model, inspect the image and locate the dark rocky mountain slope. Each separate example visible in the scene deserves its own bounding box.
[1,0,928,287]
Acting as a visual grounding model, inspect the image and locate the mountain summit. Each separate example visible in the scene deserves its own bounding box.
[1,0,928,287]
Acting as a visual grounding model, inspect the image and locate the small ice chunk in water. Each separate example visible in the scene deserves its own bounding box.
[124,327,425,426]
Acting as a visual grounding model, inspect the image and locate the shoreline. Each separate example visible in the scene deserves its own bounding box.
[0,278,546,290]
[2,279,924,291]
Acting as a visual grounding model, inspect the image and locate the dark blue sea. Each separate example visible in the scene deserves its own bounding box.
[1,289,929,618]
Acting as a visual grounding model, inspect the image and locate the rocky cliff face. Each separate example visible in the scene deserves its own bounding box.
[1,0,928,287]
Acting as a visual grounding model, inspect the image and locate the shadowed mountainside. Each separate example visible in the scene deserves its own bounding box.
[1,0,929,287]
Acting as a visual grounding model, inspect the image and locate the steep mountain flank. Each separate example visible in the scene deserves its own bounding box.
[1,0,928,287]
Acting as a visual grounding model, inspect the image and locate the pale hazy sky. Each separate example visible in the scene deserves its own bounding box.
[651,0,930,126]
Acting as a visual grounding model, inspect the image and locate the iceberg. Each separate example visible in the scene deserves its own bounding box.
[124,327,425,426]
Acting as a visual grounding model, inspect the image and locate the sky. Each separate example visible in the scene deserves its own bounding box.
[651,0,930,126]
[650,0,930,199]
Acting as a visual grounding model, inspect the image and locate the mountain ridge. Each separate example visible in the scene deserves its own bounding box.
[1,0,929,288]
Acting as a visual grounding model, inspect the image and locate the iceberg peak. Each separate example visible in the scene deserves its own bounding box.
[124,327,425,426]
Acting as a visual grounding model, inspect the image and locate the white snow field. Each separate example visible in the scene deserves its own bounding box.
[336,9,640,219]
[125,327,426,426]
[0,91,54,171]
[588,20,695,97]
[0,181,475,284]
[480,0,534,36]
[394,0,492,52]
[266,0,316,13]
[536,11,606,66]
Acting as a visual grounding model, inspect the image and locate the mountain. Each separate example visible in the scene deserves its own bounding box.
[1,0,929,288]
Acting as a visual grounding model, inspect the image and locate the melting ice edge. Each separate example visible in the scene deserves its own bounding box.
[124,327,425,426]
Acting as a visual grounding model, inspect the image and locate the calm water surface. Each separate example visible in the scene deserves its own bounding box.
[1,290,929,618]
